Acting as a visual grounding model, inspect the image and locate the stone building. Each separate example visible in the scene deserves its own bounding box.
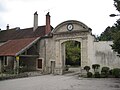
[0,12,120,75]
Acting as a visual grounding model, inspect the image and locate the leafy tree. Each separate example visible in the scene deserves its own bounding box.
[98,26,115,41]
[111,0,120,55]
[111,31,120,56]
[65,41,81,66]
[98,0,120,56]
[114,0,120,12]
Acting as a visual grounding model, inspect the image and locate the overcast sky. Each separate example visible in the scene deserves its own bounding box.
[0,0,119,35]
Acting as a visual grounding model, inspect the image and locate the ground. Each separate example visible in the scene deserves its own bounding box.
[0,74,120,90]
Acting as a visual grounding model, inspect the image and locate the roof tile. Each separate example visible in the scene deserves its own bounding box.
[0,38,37,56]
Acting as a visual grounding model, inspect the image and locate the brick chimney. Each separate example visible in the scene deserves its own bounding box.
[45,12,51,35]
[33,11,38,31]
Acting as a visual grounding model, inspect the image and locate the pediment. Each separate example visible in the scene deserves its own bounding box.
[52,20,91,34]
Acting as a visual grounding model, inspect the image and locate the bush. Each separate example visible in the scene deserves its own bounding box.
[101,67,110,73]
[92,64,100,72]
[112,68,120,78]
[101,67,110,78]
[87,72,93,78]
[101,72,108,78]
[94,72,100,78]
[84,66,90,73]
[109,69,113,75]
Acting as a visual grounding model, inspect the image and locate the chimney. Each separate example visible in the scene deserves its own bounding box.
[45,12,51,35]
[6,24,9,30]
[33,11,38,31]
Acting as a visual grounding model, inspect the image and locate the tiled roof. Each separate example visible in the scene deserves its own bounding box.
[0,38,39,56]
[0,26,53,42]
[0,25,53,56]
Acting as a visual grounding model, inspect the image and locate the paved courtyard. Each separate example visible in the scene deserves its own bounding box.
[0,74,120,90]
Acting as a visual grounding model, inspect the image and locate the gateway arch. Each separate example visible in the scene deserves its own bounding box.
[50,20,93,74]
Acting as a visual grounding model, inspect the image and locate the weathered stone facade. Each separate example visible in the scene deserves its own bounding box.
[41,20,120,74]
[0,18,120,75]
[40,20,93,74]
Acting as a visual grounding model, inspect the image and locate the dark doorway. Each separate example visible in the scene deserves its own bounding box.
[37,59,42,69]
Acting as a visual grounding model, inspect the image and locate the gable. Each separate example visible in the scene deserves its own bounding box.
[52,20,90,34]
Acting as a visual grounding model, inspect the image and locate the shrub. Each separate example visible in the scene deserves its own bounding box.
[84,66,90,73]
[109,69,113,75]
[87,72,93,78]
[112,68,120,78]
[101,67,110,78]
[101,67,110,73]
[94,72,100,78]
[92,64,100,73]
[101,72,108,78]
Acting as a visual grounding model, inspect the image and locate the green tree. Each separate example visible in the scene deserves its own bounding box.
[98,26,115,41]
[114,0,120,12]
[111,0,120,55]
[98,0,120,56]
[111,31,120,56]
[65,41,81,66]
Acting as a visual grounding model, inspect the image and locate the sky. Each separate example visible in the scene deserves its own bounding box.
[0,0,119,35]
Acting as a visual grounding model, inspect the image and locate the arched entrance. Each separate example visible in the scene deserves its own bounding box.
[51,20,92,75]
[61,40,81,73]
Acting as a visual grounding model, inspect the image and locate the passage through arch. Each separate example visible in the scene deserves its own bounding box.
[61,40,81,73]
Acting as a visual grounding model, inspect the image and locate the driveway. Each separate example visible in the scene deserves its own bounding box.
[0,74,120,90]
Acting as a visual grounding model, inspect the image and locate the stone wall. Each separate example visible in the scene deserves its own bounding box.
[87,34,96,67]
[94,41,120,69]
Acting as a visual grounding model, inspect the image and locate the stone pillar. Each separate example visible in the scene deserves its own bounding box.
[61,43,66,70]
[81,38,88,68]
[55,40,63,75]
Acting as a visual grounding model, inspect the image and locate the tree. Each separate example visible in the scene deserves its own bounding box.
[111,0,120,55]
[98,26,115,41]
[111,31,120,56]
[114,0,120,12]
[98,0,120,56]
[65,41,81,66]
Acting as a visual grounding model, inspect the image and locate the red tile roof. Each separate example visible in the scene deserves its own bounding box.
[0,26,53,42]
[0,38,39,56]
[0,25,53,56]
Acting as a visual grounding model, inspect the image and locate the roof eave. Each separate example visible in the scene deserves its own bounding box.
[15,37,40,56]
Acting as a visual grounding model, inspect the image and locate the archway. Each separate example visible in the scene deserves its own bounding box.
[61,40,81,74]
[51,20,91,75]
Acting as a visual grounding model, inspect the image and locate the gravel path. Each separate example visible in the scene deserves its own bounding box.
[0,74,120,90]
